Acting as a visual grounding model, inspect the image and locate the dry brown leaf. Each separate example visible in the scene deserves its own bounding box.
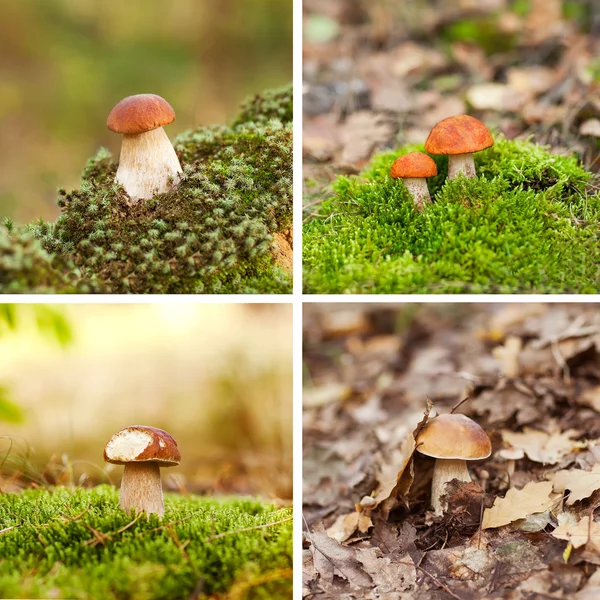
[492,336,523,377]
[579,387,600,412]
[552,515,600,551]
[303,382,351,408]
[372,433,416,508]
[355,548,416,594]
[482,481,557,529]
[310,522,372,588]
[501,427,581,464]
[552,465,600,505]
[327,511,373,543]
[580,119,600,138]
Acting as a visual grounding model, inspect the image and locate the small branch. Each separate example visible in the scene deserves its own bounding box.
[205,516,292,543]
[398,561,463,600]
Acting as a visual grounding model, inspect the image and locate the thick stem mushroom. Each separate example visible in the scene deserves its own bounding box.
[104,425,181,517]
[430,459,472,515]
[107,94,183,201]
[390,152,438,211]
[425,115,494,180]
[119,462,165,516]
[415,413,491,515]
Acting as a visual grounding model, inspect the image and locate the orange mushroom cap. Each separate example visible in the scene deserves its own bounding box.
[425,115,493,156]
[390,152,438,179]
[107,94,176,134]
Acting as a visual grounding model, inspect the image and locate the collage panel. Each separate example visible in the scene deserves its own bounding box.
[302,1,600,294]
[303,302,600,598]
[0,0,293,295]
[0,303,292,598]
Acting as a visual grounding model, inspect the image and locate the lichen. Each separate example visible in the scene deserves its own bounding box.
[303,137,600,294]
[4,86,292,294]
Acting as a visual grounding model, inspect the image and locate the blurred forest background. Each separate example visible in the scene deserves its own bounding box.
[0,0,292,223]
[303,0,600,201]
[0,304,292,500]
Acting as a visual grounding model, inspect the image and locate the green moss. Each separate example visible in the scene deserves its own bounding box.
[4,86,292,295]
[232,85,293,127]
[0,486,292,599]
[303,138,600,294]
[0,224,93,294]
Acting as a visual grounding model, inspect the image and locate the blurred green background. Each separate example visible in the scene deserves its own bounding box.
[0,304,292,500]
[0,0,292,222]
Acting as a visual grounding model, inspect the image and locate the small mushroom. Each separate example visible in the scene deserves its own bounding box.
[107,94,183,201]
[104,425,181,517]
[390,152,438,211]
[415,413,491,515]
[425,115,494,180]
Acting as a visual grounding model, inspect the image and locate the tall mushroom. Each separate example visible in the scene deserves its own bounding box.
[415,413,491,515]
[390,152,438,211]
[425,115,493,180]
[104,425,181,517]
[107,94,183,201]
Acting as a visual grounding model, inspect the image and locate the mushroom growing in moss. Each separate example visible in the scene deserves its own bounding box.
[425,115,493,180]
[390,152,438,211]
[415,413,491,515]
[107,94,183,201]
[104,425,181,517]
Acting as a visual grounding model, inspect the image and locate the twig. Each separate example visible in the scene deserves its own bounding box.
[205,516,292,543]
[450,396,470,414]
[398,561,463,600]
[0,526,17,535]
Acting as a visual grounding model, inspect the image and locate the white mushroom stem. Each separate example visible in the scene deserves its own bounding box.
[431,459,471,515]
[402,178,432,211]
[119,462,165,516]
[116,127,182,201]
[447,154,476,180]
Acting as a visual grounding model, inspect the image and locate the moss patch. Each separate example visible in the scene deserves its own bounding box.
[0,486,292,599]
[303,138,600,294]
[1,85,292,294]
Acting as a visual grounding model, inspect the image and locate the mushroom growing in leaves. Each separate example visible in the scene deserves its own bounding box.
[390,152,438,211]
[107,94,183,201]
[425,115,493,180]
[415,413,491,515]
[104,425,181,517]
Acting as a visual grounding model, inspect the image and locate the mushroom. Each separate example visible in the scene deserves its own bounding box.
[390,152,438,211]
[107,94,183,201]
[104,425,181,517]
[424,115,494,180]
[415,413,491,515]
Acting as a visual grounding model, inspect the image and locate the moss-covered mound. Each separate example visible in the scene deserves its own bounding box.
[0,486,292,599]
[1,85,292,294]
[303,138,600,294]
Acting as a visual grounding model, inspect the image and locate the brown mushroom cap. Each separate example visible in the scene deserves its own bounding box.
[104,425,181,466]
[390,152,438,179]
[107,94,176,134]
[416,414,491,460]
[425,115,494,156]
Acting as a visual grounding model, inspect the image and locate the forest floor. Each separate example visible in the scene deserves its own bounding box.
[303,303,600,599]
[303,0,600,212]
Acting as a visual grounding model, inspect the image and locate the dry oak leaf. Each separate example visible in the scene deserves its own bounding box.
[501,427,581,464]
[372,432,416,508]
[482,481,557,529]
[552,464,600,505]
[327,510,373,543]
[552,515,600,551]
[310,522,372,588]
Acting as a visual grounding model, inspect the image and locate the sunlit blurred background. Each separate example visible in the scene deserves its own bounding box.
[0,303,292,500]
[0,0,292,222]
